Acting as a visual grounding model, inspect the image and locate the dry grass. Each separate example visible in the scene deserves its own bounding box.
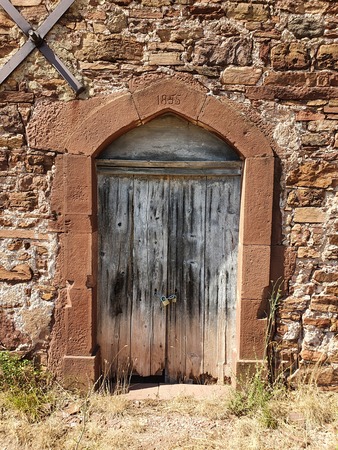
[0,383,337,450]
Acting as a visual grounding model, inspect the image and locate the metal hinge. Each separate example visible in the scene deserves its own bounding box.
[0,0,84,94]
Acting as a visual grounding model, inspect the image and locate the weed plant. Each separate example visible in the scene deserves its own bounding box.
[228,279,286,428]
[0,351,54,422]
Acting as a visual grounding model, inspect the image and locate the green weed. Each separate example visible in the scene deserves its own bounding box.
[0,351,54,422]
[228,365,284,428]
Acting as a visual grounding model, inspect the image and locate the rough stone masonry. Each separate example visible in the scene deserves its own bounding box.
[0,0,337,388]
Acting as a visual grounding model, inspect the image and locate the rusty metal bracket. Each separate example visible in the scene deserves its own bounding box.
[0,0,84,94]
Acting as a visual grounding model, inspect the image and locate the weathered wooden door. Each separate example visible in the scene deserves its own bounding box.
[96,115,242,383]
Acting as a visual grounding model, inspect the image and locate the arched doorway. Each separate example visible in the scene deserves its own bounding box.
[32,76,275,386]
[96,114,242,383]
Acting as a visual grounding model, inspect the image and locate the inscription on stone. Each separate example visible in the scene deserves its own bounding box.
[157,94,181,105]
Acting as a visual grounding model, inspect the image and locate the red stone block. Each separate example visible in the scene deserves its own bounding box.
[65,154,92,215]
[240,157,274,245]
[64,232,92,287]
[237,244,271,300]
[198,96,273,158]
[65,288,94,355]
[132,78,206,123]
[237,298,267,360]
[67,93,140,156]
[63,353,100,389]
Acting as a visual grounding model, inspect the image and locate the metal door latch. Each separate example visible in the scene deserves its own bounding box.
[0,0,84,94]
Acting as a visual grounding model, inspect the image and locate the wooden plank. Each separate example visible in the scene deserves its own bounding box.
[97,175,133,377]
[148,176,169,375]
[224,176,241,371]
[166,178,185,382]
[203,177,231,382]
[97,160,243,169]
[167,177,205,381]
[130,176,167,376]
[182,178,205,380]
[96,166,242,177]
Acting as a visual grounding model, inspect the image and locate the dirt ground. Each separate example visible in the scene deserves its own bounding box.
[0,384,337,450]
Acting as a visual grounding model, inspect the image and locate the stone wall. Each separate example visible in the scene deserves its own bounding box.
[0,0,337,387]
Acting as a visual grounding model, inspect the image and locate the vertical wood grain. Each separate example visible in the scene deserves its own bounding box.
[97,175,133,376]
[98,171,241,383]
[131,176,168,376]
[167,177,205,381]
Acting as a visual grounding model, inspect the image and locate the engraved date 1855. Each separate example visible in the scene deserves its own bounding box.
[157,94,181,105]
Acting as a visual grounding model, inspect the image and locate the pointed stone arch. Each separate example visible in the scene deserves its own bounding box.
[30,76,275,385]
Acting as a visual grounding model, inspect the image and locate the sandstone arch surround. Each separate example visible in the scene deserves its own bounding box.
[28,78,275,386]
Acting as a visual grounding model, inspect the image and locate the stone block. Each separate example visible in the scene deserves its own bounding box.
[0,12,14,28]
[226,3,269,21]
[16,5,46,23]
[288,15,324,38]
[317,44,338,70]
[64,233,92,287]
[325,285,338,296]
[66,93,140,156]
[65,155,92,215]
[240,157,274,245]
[324,106,338,114]
[237,299,267,360]
[294,207,326,223]
[76,35,143,62]
[8,192,38,211]
[65,214,93,233]
[198,96,273,158]
[132,78,206,123]
[12,0,42,4]
[0,264,32,281]
[297,247,320,258]
[296,110,325,121]
[310,296,338,313]
[246,86,338,101]
[148,42,184,52]
[264,72,316,87]
[329,234,338,245]
[313,270,338,283]
[290,224,310,246]
[148,52,183,66]
[63,353,100,389]
[210,37,253,66]
[27,97,105,152]
[21,305,52,344]
[287,188,324,207]
[286,161,337,188]
[0,39,19,58]
[300,349,328,362]
[106,8,127,33]
[233,360,266,387]
[142,0,170,6]
[220,67,262,85]
[308,120,338,132]
[189,4,223,19]
[129,10,163,19]
[271,43,310,70]
[301,132,330,146]
[65,288,94,355]
[238,245,271,300]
